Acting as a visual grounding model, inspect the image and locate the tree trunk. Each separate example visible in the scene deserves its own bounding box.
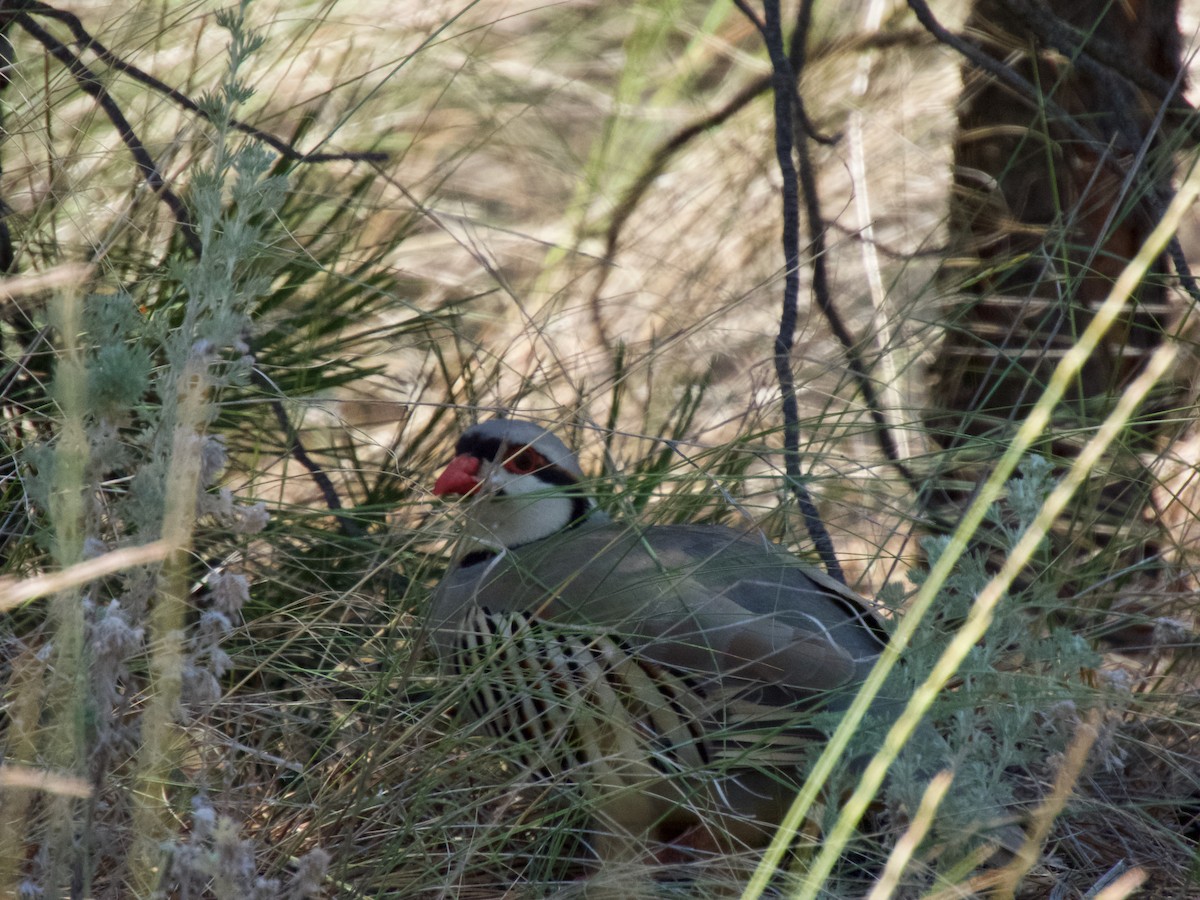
[927,0,1187,627]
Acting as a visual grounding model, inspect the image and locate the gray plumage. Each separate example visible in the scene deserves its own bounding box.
[427,420,892,855]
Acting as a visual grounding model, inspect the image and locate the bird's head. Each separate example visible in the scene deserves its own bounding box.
[433,419,596,549]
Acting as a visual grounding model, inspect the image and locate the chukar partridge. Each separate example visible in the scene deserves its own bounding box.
[427,418,890,862]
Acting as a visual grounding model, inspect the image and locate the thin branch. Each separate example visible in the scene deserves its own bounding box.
[906,0,1095,149]
[15,12,202,257]
[602,76,771,269]
[588,74,778,350]
[788,0,920,492]
[586,25,931,350]
[10,1,387,164]
[784,0,839,146]
[8,5,391,510]
[582,10,935,508]
[251,364,362,538]
[735,0,844,584]
[1004,0,1194,124]
[11,3,392,260]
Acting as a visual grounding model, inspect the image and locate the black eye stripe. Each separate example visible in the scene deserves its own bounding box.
[455,433,579,486]
[456,433,504,459]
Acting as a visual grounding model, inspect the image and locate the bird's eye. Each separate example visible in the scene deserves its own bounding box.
[505,448,542,475]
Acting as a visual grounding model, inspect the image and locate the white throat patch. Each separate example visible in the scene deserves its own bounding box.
[461,464,581,549]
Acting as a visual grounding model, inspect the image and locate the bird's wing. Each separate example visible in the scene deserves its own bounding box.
[432,521,885,701]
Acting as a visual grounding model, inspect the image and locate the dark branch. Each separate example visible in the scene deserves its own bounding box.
[784,0,838,146]
[15,12,202,257]
[587,17,920,346]
[603,76,770,266]
[788,0,919,491]
[12,1,387,164]
[1004,0,1193,123]
[253,365,362,538]
[0,4,378,527]
[736,0,844,584]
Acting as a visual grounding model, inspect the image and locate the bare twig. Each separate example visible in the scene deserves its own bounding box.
[994,0,1200,308]
[15,12,202,256]
[735,0,844,583]
[784,0,839,145]
[788,0,919,492]
[587,11,856,350]
[251,363,361,538]
[3,4,389,518]
[7,3,391,260]
[1004,0,1193,122]
[8,1,387,164]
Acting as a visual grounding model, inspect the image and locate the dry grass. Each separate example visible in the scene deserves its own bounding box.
[3,0,1200,897]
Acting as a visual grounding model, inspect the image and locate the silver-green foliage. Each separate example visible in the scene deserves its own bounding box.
[883,456,1107,883]
[6,3,325,898]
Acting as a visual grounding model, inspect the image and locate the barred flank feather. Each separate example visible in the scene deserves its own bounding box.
[451,606,826,794]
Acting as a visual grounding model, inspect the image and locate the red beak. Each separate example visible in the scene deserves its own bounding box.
[433,453,482,497]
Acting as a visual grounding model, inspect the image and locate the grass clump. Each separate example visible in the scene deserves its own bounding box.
[1,2,1198,898]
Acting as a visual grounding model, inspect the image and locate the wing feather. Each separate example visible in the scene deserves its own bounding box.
[431,520,886,703]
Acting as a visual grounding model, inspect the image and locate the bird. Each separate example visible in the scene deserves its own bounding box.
[426,418,893,869]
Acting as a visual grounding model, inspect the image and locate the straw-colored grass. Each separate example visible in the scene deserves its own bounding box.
[2,1,1199,897]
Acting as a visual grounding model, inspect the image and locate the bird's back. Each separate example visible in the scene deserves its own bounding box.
[431,520,887,693]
